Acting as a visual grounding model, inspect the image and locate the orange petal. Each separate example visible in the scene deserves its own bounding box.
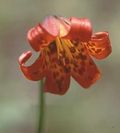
[72,61,100,88]
[64,17,92,42]
[27,24,56,51]
[42,16,70,37]
[44,52,70,95]
[71,43,100,88]
[44,71,70,95]
[86,32,112,59]
[19,51,46,81]
[41,16,59,36]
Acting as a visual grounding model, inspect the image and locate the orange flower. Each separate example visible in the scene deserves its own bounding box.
[19,16,112,95]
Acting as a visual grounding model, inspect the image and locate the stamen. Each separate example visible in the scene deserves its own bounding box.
[43,48,50,64]
[66,40,80,55]
[56,37,64,58]
[65,40,74,48]
[55,37,83,64]
[61,39,73,60]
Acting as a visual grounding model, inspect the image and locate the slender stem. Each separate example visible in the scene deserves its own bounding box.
[38,80,45,133]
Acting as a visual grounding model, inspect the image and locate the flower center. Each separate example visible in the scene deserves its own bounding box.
[43,37,80,67]
[55,37,76,61]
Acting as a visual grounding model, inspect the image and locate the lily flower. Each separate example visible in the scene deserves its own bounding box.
[19,16,112,95]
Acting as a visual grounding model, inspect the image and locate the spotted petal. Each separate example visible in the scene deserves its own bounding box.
[19,51,47,80]
[44,70,70,95]
[44,52,70,95]
[71,43,100,88]
[86,32,112,59]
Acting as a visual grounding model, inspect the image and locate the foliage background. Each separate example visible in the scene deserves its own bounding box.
[0,0,120,133]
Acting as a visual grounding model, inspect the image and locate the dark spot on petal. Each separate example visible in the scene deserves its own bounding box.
[88,42,93,47]
[74,64,79,68]
[91,47,95,51]
[53,15,58,19]
[64,66,71,73]
[91,42,95,46]
[89,49,93,53]
[71,40,79,46]
[70,47,76,53]
[95,49,102,53]
[79,53,87,60]
[49,41,57,53]
[65,57,70,64]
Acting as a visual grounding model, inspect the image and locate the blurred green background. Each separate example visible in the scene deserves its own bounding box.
[0,0,120,133]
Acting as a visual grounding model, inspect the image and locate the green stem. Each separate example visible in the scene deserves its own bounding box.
[38,80,45,133]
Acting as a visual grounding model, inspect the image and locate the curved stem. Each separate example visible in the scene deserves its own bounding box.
[38,80,45,133]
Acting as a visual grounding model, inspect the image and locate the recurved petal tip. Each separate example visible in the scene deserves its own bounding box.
[27,24,56,51]
[89,31,112,59]
[42,16,71,37]
[64,17,92,42]
[19,51,46,81]
[19,51,32,65]
[42,16,59,36]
